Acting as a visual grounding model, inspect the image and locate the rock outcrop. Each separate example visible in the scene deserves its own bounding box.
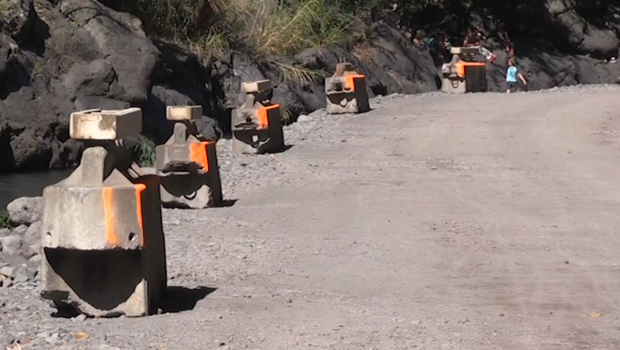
[1,0,620,172]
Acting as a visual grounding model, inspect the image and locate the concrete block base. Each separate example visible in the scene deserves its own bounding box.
[160,173,222,209]
[231,105,285,155]
[441,77,467,94]
[40,150,167,317]
[325,76,370,114]
[155,140,223,209]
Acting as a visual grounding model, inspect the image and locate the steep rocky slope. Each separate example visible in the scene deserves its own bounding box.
[0,0,619,173]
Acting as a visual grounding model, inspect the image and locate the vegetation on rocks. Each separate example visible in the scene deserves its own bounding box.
[136,139,157,168]
[0,210,11,229]
[104,0,374,56]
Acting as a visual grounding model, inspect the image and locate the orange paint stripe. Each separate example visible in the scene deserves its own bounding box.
[135,184,146,247]
[189,142,210,172]
[256,104,280,129]
[102,187,117,247]
[455,62,485,78]
[344,74,365,91]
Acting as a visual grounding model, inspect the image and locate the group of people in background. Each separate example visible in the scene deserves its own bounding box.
[427,26,527,93]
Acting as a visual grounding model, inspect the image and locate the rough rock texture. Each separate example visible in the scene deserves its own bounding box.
[1,0,620,173]
[6,196,42,226]
[0,0,219,172]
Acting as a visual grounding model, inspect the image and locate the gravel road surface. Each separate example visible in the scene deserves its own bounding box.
[2,85,620,349]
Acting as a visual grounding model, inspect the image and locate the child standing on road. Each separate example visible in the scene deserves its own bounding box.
[506,58,527,93]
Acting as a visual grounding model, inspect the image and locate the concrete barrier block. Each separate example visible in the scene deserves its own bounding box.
[69,108,142,140]
[325,75,370,114]
[155,116,223,209]
[41,113,167,317]
[450,46,479,55]
[231,99,284,154]
[242,80,272,93]
[166,106,203,121]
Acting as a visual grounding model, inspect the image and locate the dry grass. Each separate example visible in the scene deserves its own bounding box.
[108,0,363,83]
[207,0,358,56]
[0,0,10,14]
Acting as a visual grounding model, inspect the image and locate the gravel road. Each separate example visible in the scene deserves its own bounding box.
[2,85,620,349]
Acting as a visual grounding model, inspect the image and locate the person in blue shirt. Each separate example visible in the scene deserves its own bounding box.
[506,58,527,93]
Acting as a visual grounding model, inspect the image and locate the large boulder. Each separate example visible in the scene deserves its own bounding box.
[6,196,42,226]
[0,0,220,172]
[544,0,619,59]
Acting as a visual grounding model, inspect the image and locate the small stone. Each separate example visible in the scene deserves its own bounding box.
[21,241,40,260]
[24,221,42,245]
[0,266,15,278]
[27,253,42,269]
[12,224,28,236]
[75,314,87,322]
[75,332,89,340]
[297,115,312,123]
[0,235,24,256]
[1,277,13,288]
[13,273,29,284]
[0,228,11,237]
[30,337,45,346]
[0,334,15,345]
[15,265,36,280]
[6,197,43,226]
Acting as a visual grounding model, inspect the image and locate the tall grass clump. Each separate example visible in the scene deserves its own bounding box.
[105,0,362,82]
[129,138,156,168]
[0,210,12,229]
[210,0,359,57]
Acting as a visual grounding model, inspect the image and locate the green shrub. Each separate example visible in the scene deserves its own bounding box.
[0,210,12,229]
[0,0,9,14]
[104,0,368,83]
[214,0,358,57]
[137,139,156,168]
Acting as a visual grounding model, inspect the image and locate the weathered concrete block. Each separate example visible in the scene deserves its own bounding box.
[450,46,479,55]
[155,111,223,209]
[166,106,202,121]
[242,80,271,93]
[69,108,142,140]
[41,109,166,318]
[325,75,370,114]
[232,80,285,154]
[155,140,223,208]
[441,61,487,94]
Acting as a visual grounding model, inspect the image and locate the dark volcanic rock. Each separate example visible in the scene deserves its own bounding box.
[0,0,619,171]
[0,0,218,172]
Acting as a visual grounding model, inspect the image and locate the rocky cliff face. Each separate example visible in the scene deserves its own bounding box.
[0,0,619,173]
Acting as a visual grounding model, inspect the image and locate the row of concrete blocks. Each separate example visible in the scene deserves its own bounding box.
[41,106,203,317]
[39,80,291,317]
[40,76,372,318]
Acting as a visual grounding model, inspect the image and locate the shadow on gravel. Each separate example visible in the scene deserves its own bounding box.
[160,286,216,314]
[220,199,238,208]
[274,145,294,154]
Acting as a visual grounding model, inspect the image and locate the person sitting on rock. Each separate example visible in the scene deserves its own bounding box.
[463,28,480,47]
[506,58,527,93]
[463,27,495,62]
[499,31,515,58]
